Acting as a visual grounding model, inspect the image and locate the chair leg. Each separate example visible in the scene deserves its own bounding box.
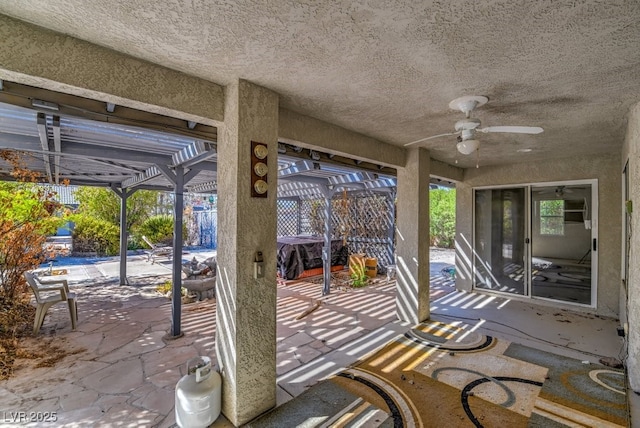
[68,299,77,330]
[33,303,51,335]
[33,305,43,335]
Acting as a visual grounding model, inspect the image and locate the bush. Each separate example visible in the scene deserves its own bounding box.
[134,215,186,246]
[430,188,456,248]
[135,215,175,246]
[74,187,161,230]
[1,183,63,304]
[70,214,120,256]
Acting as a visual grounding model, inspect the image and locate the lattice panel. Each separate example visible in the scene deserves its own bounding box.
[332,192,395,269]
[291,191,396,270]
[277,199,300,237]
[299,198,328,236]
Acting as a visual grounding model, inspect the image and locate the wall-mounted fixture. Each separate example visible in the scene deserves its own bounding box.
[309,150,321,161]
[106,102,116,113]
[32,99,59,111]
[251,141,268,198]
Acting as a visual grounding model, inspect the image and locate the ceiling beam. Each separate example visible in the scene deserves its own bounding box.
[364,178,397,189]
[36,113,53,183]
[121,165,161,189]
[52,115,61,184]
[172,140,216,168]
[0,81,218,141]
[327,171,378,186]
[0,144,146,174]
[187,181,217,193]
[277,160,317,178]
[281,175,329,187]
[278,181,320,193]
[60,141,173,165]
[277,189,323,199]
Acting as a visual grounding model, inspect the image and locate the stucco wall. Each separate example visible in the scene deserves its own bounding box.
[622,102,640,392]
[0,14,224,125]
[455,153,621,317]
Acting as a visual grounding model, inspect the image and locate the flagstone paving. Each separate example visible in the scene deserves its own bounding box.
[1,252,443,427]
[8,250,623,427]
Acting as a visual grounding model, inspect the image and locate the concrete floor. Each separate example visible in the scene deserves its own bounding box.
[0,250,628,427]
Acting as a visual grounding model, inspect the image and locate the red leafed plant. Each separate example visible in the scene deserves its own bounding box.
[0,150,65,379]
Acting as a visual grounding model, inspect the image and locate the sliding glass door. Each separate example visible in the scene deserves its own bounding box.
[474,187,527,296]
[473,181,596,306]
[530,184,594,305]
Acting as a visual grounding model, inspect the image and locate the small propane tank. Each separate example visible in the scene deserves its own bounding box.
[175,356,222,428]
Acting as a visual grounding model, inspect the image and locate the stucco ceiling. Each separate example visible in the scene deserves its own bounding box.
[0,1,639,169]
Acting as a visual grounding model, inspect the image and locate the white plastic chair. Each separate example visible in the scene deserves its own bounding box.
[24,271,77,335]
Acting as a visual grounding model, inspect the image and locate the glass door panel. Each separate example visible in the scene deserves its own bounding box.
[474,188,527,295]
[530,184,593,305]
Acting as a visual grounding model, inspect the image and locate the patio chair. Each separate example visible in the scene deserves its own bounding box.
[142,235,173,263]
[24,271,77,335]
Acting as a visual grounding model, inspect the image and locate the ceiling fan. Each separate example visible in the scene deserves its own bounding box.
[405,95,543,155]
[538,186,586,198]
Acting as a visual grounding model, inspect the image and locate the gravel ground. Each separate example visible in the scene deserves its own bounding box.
[429,247,455,277]
[429,247,455,263]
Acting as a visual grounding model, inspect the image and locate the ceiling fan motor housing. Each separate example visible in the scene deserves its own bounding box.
[455,118,481,131]
[460,129,476,140]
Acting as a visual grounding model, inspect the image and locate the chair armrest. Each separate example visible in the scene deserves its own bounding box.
[34,284,68,300]
[37,278,70,294]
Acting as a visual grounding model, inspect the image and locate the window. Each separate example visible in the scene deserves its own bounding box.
[540,199,564,235]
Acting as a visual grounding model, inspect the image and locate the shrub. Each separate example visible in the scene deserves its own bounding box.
[70,214,120,256]
[0,153,65,379]
[430,188,456,248]
[135,215,184,246]
[156,280,187,297]
[74,187,161,230]
[0,183,63,304]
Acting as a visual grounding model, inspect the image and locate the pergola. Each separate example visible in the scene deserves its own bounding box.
[0,84,414,337]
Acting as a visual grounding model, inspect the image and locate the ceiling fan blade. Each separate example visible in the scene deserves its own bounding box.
[478,126,544,134]
[404,132,459,147]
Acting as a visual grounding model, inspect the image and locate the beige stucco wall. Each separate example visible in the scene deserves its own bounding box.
[0,14,224,125]
[455,153,621,318]
[622,101,640,391]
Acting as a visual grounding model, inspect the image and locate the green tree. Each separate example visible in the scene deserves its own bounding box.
[74,187,160,230]
[430,188,456,248]
[0,182,63,302]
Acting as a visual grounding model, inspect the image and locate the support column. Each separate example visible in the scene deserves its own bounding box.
[296,196,302,235]
[111,185,136,286]
[387,189,397,266]
[156,164,199,339]
[170,165,185,338]
[321,186,336,296]
[395,148,430,324]
[216,79,279,426]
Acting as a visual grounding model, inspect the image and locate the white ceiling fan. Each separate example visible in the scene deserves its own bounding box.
[405,95,543,155]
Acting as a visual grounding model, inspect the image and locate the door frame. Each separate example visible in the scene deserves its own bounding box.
[472,179,598,309]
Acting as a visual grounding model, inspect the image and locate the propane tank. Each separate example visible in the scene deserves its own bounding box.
[175,356,221,428]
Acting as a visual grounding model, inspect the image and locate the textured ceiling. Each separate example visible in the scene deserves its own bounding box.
[1,0,639,169]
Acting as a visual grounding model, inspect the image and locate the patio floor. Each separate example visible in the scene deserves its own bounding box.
[0,250,625,427]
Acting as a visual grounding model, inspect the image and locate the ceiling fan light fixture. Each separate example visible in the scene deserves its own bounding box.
[457,139,479,155]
